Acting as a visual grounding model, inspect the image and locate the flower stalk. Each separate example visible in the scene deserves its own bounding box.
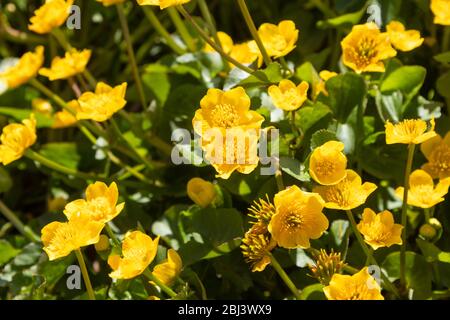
[400,143,416,288]
[141,6,186,55]
[269,253,303,300]
[116,4,147,109]
[166,7,196,52]
[176,5,263,78]
[236,0,271,66]
[0,200,41,242]
[143,268,178,298]
[75,249,96,300]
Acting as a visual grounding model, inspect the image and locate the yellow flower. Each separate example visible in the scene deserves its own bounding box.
[268,185,329,249]
[341,23,397,73]
[75,82,127,122]
[357,208,403,250]
[313,170,377,210]
[386,21,424,52]
[39,49,91,81]
[268,80,309,111]
[420,132,450,179]
[152,249,182,286]
[313,70,338,99]
[32,98,53,116]
[323,267,384,300]
[431,0,450,25]
[258,20,298,58]
[204,31,234,54]
[193,87,263,133]
[202,127,261,179]
[385,118,436,145]
[192,87,264,179]
[309,141,347,186]
[0,46,44,90]
[241,222,276,272]
[395,169,450,208]
[229,41,263,67]
[0,115,37,165]
[136,0,191,9]
[41,213,104,261]
[64,181,125,224]
[96,0,125,6]
[28,0,74,34]
[186,177,217,207]
[52,109,77,128]
[108,231,159,279]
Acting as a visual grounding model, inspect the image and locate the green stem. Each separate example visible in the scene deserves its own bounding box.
[346,210,400,298]
[29,79,105,141]
[197,0,229,71]
[25,149,100,181]
[75,249,96,300]
[143,269,178,298]
[142,7,185,55]
[116,4,147,108]
[236,0,271,66]
[166,7,196,52]
[275,168,284,191]
[269,253,303,300]
[110,118,154,170]
[177,5,262,78]
[400,143,416,288]
[0,200,40,242]
[105,223,120,247]
[107,151,149,183]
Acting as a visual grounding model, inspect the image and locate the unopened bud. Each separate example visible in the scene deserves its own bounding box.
[95,234,110,252]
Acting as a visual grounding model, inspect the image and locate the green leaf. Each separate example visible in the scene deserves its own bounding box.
[382,251,432,299]
[295,62,320,85]
[40,143,81,170]
[434,51,450,64]
[0,107,54,128]
[437,71,450,98]
[380,66,426,96]
[330,219,350,251]
[325,73,366,122]
[13,243,42,267]
[375,90,403,122]
[317,4,367,28]
[279,156,310,181]
[38,255,75,288]
[189,208,244,246]
[299,283,326,300]
[239,63,283,88]
[416,239,450,263]
[142,65,170,106]
[0,240,21,266]
[310,129,338,150]
[297,102,332,133]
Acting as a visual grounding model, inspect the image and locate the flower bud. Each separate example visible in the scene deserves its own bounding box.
[419,218,443,242]
[186,178,217,208]
[95,234,110,252]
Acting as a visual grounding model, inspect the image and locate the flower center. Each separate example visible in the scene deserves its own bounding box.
[284,212,304,229]
[209,103,239,128]
[395,119,425,138]
[271,33,287,51]
[430,144,450,172]
[314,159,336,177]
